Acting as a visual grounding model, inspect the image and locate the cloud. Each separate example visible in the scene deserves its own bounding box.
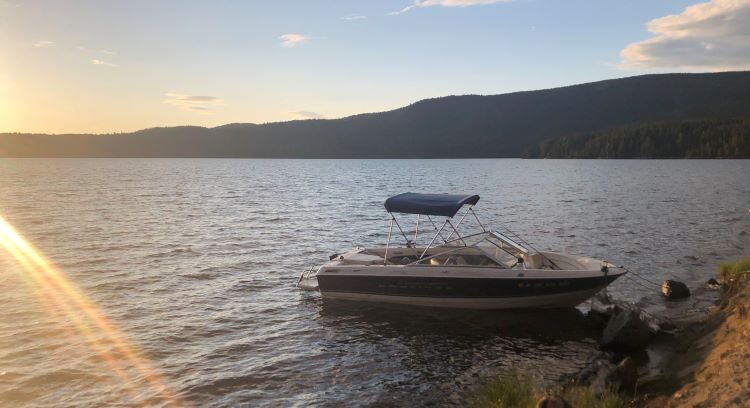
[342,13,367,21]
[290,111,325,119]
[620,0,750,71]
[388,0,512,15]
[75,46,119,56]
[33,40,54,48]
[418,0,512,6]
[91,59,117,67]
[279,33,310,48]
[163,93,225,115]
[185,106,210,112]
[388,5,416,15]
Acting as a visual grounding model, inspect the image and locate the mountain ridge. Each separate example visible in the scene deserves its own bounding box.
[3,71,750,158]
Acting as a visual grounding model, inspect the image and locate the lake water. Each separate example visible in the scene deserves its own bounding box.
[1,159,748,407]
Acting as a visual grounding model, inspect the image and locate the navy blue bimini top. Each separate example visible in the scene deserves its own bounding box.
[384,193,480,218]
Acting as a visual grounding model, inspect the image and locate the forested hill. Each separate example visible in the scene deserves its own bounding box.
[522,118,750,159]
[3,71,750,158]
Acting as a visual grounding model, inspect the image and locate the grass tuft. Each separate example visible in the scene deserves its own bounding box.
[471,371,627,408]
[471,373,537,408]
[563,386,627,408]
[719,257,750,283]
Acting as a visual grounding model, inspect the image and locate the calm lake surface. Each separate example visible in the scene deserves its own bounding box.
[1,159,749,407]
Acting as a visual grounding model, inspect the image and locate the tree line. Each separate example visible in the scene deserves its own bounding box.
[522,118,750,159]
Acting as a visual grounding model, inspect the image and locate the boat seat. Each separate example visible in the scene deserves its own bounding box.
[522,252,544,269]
[445,256,468,265]
[340,253,384,265]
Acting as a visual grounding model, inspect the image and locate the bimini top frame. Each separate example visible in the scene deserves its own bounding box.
[383,193,485,264]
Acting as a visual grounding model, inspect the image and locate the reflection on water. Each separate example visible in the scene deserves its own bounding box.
[0,159,748,407]
[313,299,598,405]
[318,300,590,342]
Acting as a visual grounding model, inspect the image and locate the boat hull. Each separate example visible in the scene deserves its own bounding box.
[317,273,623,309]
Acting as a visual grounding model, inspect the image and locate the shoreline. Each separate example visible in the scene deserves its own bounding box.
[641,274,750,407]
[469,260,750,407]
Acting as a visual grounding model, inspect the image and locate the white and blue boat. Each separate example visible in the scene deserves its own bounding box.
[299,193,625,309]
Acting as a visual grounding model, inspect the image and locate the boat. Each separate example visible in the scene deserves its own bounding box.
[298,192,626,309]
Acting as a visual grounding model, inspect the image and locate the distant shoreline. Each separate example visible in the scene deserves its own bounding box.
[3,72,750,159]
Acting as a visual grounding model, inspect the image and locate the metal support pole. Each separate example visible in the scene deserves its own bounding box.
[446,219,467,246]
[392,216,410,245]
[420,219,449,260]
[384,218,393,265]
[426,215,449,243]
[470,208,486,232]
[445,206,471,241]
[414,215,420,246]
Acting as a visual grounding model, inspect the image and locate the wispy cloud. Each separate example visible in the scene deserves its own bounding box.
[163,93,225,115]
[388,5,417,15]
[75,46,118,54]
[290,111,325,119]
[279,33,311,48]
[620,0,750,71]
[388,0,512,15]
[185,106,210,112]
[342,13,367,21]
[91,59,117,67]
[33,40,54,48]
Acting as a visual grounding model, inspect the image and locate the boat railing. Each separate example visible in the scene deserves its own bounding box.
[406,245,472,266]
[297,265,317,287]
[489,231,531,254]
[441,230,493,246]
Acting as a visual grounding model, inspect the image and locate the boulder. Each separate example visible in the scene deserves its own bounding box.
[584,309,611,330]
[706,278,721,289]
[600,307,654,351]
[661,279,691,300]
[536,395,572,408]
[586,356,639,395]
[658,320,678,333]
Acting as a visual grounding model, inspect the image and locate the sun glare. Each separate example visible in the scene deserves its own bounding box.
[0,215,183,406]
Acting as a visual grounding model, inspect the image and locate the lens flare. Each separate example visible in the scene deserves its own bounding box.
[0,215,183,406]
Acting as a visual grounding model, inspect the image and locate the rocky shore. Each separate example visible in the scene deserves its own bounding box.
[642,273,750,407]
[471,259,750,408]
[570,261,750,408]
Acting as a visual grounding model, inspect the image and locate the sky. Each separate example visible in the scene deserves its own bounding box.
[2,0,749,134]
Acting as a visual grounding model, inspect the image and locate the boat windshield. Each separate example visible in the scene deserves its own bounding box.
[380,192,545,268]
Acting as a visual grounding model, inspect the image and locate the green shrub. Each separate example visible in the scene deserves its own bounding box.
[564,386,627,408]
[471,373,537,408]
[471,371,627,408]
[719,257,750,282]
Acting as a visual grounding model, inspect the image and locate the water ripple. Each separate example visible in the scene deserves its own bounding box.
[1,158,749,407]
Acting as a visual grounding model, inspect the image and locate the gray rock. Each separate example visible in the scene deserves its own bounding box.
[584,309,610,329]
[658,320,678,333]
[566,352,615,386]
[586,356,639,395]
[600,307,654,351]
[706,278,721,289]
